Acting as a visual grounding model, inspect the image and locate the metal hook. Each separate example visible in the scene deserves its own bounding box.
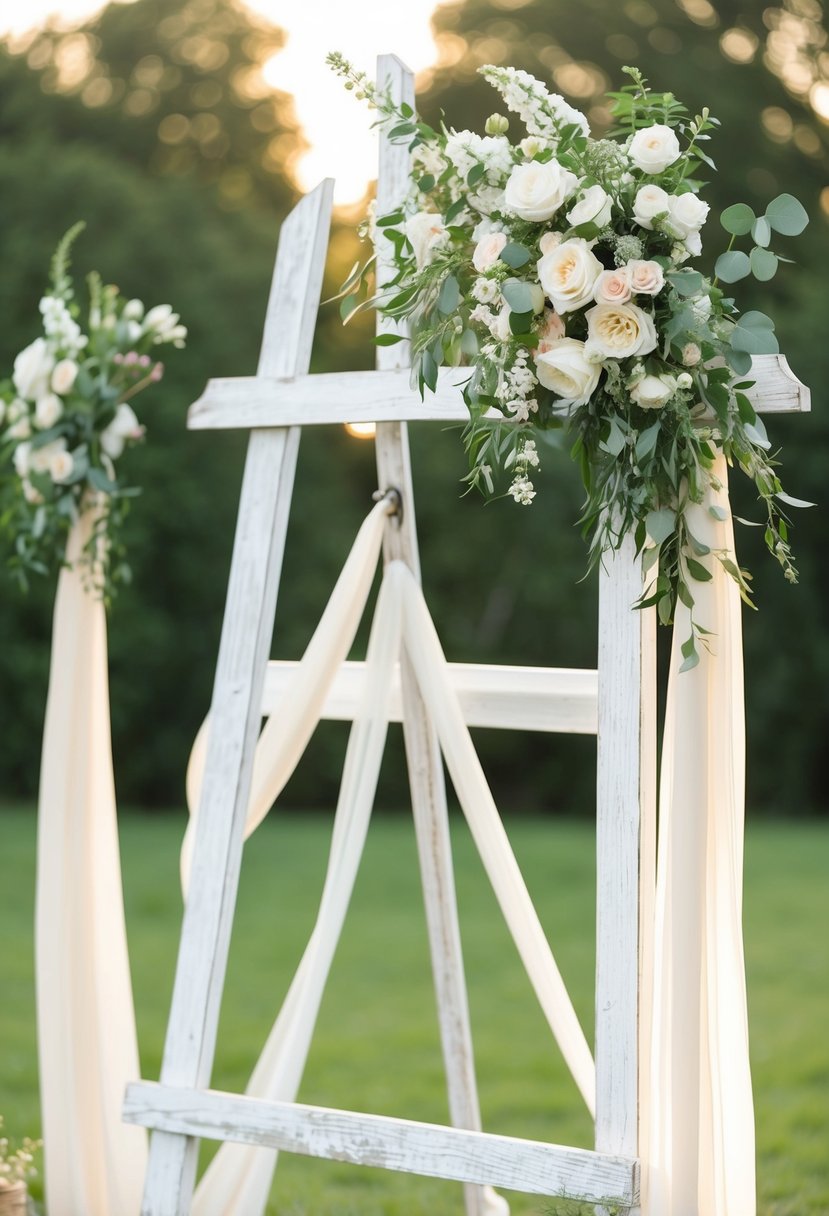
[373,486,403,525]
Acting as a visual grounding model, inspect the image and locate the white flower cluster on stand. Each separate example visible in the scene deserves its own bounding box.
[0,226,187,595]
[330,54,809,655]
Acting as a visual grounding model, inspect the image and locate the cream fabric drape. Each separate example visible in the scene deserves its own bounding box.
[188,553,591,1216]
[35,512,147,1216]
[643,454,755,1216]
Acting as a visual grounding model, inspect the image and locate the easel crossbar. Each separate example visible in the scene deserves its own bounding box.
[124,1082,639,1206]
[187,354,810,431]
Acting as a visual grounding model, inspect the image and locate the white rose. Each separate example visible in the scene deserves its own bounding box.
[667,192,709,239]
[49,448,75,483]
[682,341,702,366]
[51,358,78,396]
[472,231,507,272]
[404,211,447,268]
[35,393,63,429]
[585,302,659,359]
[683,230,703,257]
[13,337,55,401]
[8,418,31,440]
[100,403,144,460]
[534,338,601,407]
[632,185,672,231]
[594,268,633,305]
[630,373,675,410]
[537,238,604,315]
[627,260,665,296]
[539,231,562,255]
[503,160,578,222]
[628,124,682,174]
[676,371,693,388]
[13,441,31,478]
[30,438,66,474]
[567,184,613,230]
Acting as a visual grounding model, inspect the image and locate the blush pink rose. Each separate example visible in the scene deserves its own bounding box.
[627,259,665,296]
[472,231,508,272]
[594,268,632,305]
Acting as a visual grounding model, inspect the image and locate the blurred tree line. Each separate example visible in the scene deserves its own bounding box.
[0,0,826,816]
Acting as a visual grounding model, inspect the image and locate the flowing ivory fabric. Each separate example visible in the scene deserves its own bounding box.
[185,545,593,1215]
[643,453,755,1216]
[35,512,147,1216]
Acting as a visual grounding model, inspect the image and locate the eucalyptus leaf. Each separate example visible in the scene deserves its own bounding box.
[750,246,778,281]
[437,274,461,315]
[679,636,700,672]
[501,278,535,314]
[646,507,676,543]
[731,325,779,355]
[715,250,751,283]
[776,491,816,509]
[765,193,809,236]
[499,242,532,269]
[720,202,755,235]
[751,216,771,248]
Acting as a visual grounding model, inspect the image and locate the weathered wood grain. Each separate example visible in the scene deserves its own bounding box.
[138,180,334,1216]
[125,1083,640,1207]
[595,533,657,1176]
[188,354,809,431]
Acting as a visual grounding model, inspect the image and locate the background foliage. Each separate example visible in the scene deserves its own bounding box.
[0,0,827,813]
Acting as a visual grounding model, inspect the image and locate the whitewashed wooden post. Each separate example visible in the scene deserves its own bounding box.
[595,540,656,1204]
[138,180,334,1216]
[373,54,489,1216]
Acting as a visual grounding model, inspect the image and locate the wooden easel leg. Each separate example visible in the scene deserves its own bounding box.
[595,533,657,1213]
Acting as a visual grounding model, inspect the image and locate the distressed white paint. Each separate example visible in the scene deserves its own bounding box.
[372,54,487,1216]
[261,660,598,734]
[187,354,810,431]
[125,1083,639,1207]
[138,180,334,1216]
[595,533,657,1182]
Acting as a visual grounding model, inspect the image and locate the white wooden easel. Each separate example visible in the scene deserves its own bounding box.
[123,56,810,1216]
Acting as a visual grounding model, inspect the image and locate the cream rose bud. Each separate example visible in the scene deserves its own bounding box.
[594,268,632,305]
[676,371,693,389]
[472,231,507,272]
[503,160,578,222]
[632,185,671,231]
[22,479,44,505]
[51,358,78,396]
[13,337,55,401]
[630,373,676,410]
[404,211,447,268]
[567,184,613,230]
[539,231,562,255]
[667,192,709,239]
[585,302,658,359]
[35,393,63,429]
[628,123,682,174]
[123,298,144,321]
[682,341,702,366]
[49,448,75,483]
[534,338,601,407]
[627,260,665,296]
[538,238,604,314]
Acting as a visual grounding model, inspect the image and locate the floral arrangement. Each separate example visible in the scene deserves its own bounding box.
[0,224,186,598]
[0,1116,40,1194]
[330,56,811,666]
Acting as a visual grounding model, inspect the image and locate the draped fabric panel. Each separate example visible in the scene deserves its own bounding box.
[643,454,755,1216]
[35,513,147,1216]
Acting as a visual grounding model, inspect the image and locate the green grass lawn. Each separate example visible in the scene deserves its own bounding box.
[1,807,827,1215]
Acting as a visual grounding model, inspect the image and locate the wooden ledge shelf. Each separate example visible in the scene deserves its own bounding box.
[124,1081,640,1207]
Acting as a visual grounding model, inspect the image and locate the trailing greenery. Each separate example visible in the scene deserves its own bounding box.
[331,57,811,668]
